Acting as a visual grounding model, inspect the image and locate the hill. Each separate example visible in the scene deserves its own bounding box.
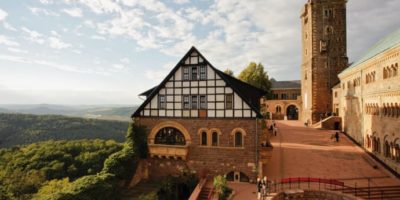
[0,113,128,147]
[0,104,138,121]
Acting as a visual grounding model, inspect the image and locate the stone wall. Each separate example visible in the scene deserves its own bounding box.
[337,39,400,175]
[136,117,262,182]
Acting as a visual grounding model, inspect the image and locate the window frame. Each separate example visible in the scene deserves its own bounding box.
[225,94,233,109]
[191,95,198,109]
[183,95,190,109]
[200,95,207,109]
[159,95,166,109]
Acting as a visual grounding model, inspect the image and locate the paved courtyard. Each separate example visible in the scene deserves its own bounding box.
[231,120,400,200]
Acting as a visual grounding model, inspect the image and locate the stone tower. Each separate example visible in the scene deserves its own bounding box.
[300,0,348,124]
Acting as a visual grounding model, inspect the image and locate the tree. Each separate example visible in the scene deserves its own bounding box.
[224,69,234,76]
[238,62,272,98]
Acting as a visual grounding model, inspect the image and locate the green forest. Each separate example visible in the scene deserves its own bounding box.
[0,113,128,147]
[0,139,123,200]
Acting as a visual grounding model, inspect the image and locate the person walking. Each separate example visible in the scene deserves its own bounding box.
[335,132,339,142]
[257,177,262,200]
[273,127,278,136]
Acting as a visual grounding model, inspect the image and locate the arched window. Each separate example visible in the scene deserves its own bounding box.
[394,63,398,77]
[212,131,218,146]
[384,140,390,158]
[276,106,282,113]
[201,131,208,146]
[366,135,371,148]
[155,127,186,145]
[391,103,395,117]
[235,132,243,147]
[396,103,400,118]
[377,138,381,154]
[394,139,400,162]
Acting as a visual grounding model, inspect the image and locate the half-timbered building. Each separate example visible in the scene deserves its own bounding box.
[132,47,267,182]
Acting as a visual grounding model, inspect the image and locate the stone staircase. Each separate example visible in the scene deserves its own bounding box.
[197,187,212,200]
[120,181,159,200]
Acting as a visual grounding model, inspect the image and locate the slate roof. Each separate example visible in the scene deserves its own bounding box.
[270,80,301,89]
[133,46,267,118]
[341,28,400,74]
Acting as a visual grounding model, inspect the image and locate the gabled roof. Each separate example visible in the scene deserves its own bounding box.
[341,28,400,74]
[132,46,267,118]
[271,80,301,89]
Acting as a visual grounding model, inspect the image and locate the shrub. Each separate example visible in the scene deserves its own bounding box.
[138,192,158,200]
[213,175,231,200]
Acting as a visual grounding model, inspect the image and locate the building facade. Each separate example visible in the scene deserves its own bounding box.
[262,80,302,120]
[132,47,268,182]
[336,30,400,175]
[300,0,349,124]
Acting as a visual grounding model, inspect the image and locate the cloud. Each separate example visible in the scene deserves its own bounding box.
[39,0,53,4]
[71,49,82,54]
[7,47,28,54]
[3,22,17,31]
[90,35,106,40]
[0,8,7,21]
[63,8,83,17]
[49,37,72,49]
[0,35,20,46]
[29,7,60,16]
[0,53,106,75]
[120,58,130,64]
[51,30,61,37]
[112,64,125,69]
[67,0,121,14]
[173,0,189,4]
[21,27,46,44]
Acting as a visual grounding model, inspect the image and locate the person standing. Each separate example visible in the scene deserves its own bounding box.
[273,127,278,136]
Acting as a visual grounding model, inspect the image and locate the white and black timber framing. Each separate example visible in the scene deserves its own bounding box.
[132,46,266,119]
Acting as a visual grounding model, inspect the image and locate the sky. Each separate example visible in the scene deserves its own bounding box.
[0,0,399,105]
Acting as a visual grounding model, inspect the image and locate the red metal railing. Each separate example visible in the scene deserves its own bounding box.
[267,177,400,199]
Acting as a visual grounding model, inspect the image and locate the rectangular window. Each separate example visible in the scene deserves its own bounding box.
[183,95,190,109]
[191,66,198,80]
[191,95,198,109]
[225,94,233,109]
[324,9,333,18]
[183,67,189,80]
[200,95,207,109]
[199,65,207,80]
[159,95,166,109]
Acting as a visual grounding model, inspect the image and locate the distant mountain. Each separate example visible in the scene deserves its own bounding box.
[0,113,129,147]
[0,104,138,121]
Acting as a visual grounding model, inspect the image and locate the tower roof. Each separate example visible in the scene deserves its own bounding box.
[342,29,400,73]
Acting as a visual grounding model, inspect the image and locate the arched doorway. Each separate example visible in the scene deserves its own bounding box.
[286,105,299,120]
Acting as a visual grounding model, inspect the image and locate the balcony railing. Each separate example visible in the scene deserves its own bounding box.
[148,144,189,160]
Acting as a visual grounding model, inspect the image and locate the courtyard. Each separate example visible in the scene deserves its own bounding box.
[229,120,400,200]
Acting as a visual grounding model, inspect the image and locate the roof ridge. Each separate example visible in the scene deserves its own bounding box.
[342,28,400,73]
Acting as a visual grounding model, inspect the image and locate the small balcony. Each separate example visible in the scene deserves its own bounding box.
[148,144,189,160]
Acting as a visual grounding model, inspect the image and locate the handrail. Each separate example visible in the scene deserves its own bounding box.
[207,187,214,200]
[188,178,207,200]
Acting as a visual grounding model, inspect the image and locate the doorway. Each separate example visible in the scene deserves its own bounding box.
[286,105,299,120]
